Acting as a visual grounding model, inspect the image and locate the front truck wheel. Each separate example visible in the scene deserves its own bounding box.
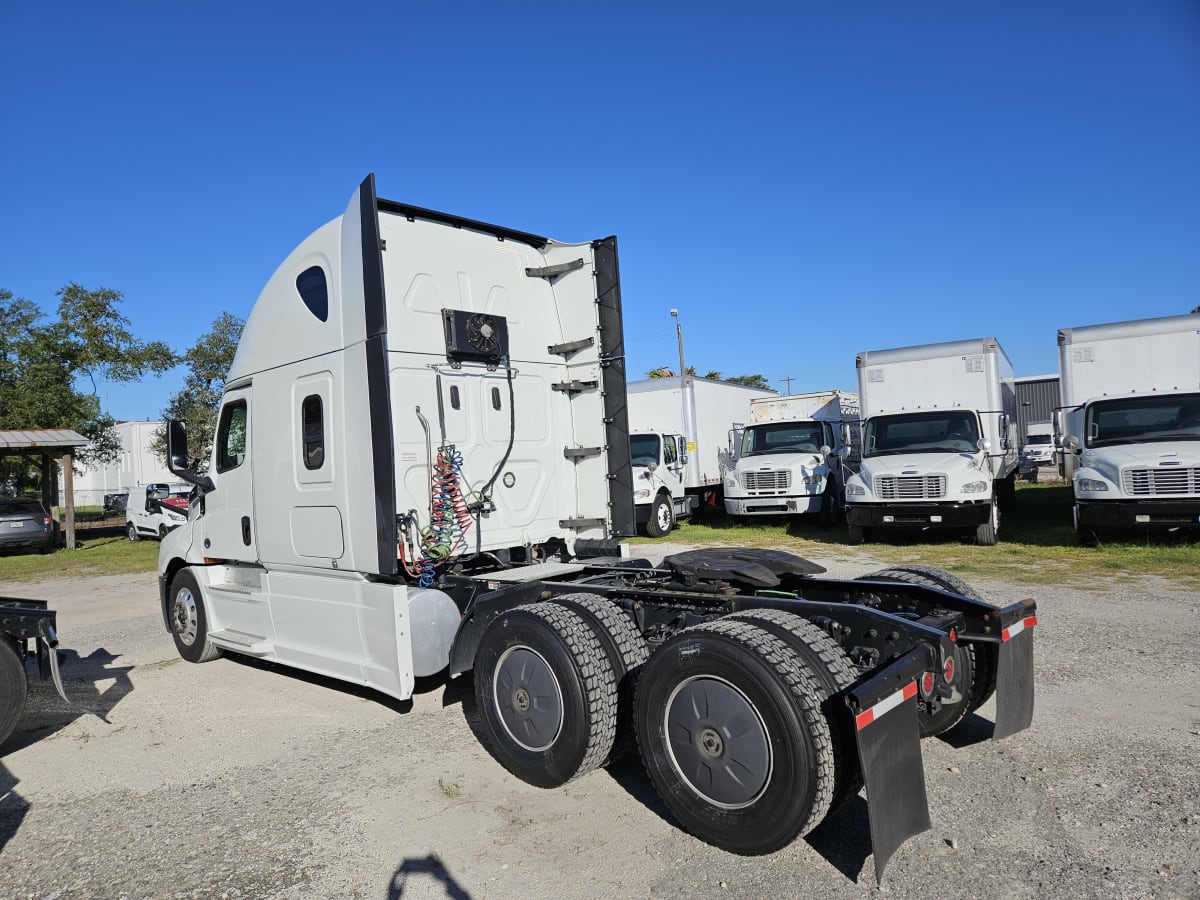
[856,565,997,730]
[635,618,835,855]
[0,638,29,747]
[169,569,223,664]
[847,523,872,545]
[974,498,999,546]
[645,493,674,538]
[474,602,618,788]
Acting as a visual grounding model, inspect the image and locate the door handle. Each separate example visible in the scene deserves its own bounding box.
[241,516,252,546]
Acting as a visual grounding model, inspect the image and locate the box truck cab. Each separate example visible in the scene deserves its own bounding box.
[629,430,692,536]
[1056,314,1200,544]
[723,391,859,524]
[845,338,1018,546]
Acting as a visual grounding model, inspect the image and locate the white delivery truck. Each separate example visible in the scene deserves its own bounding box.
[1056,313,1200,544]
[1019,422,1055,482]
[845,338,1019,546]
[156,176,1037,877]
[723,391,859,525]
[627,377,774,536]
[126,482,191,541]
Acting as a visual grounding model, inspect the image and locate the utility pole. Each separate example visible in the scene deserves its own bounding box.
[782,376,795,395]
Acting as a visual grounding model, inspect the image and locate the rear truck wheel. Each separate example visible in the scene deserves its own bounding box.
[645,493,674,538]
[170,569,223,664]
[548,592,649,764]
[126,522,139,542]
[727,608,863,810]
[855,565,992,733]
[0,638,29,748]
[974,498,999,546]
[997,474,1017,514]
[635,618,835,855]
[847,523,872,545]
[474,602,618,788]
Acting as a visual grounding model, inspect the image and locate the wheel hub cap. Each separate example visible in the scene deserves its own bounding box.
[493,646,563,752]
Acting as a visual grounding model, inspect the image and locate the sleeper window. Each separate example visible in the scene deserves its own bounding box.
[302,395,325,469]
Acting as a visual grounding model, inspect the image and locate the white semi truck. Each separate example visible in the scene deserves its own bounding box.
[723,390,859,524]
[627,377,775,536]
[156,176,1036,878]
[845,338,1019,546]
[1056,313,1200,544]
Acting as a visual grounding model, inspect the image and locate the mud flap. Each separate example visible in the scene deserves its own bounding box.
[849,646,932,883]
[993,606,1036,740]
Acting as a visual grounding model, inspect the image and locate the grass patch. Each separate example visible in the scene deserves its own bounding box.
[632,483,1200,588]
[0,534,160,583]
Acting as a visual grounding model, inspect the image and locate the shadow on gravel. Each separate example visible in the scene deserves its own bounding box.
[937,712,995,748]
[226,655,416,714]
[805,795,873,881]
[0,764,30,853]
[2,648,135,754]
[388,853,471,899]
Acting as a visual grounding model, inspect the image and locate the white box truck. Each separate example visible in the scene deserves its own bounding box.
[155,176,1036,877]
[627,377,774,536]
[845,338,1019,545]
[1056,313,1200,543]
[723,391,859,524]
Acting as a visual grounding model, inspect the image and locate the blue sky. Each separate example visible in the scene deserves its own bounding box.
[3,1,1198,421]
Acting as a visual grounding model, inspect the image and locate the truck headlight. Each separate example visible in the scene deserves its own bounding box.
[961,480,988,493]
[635,488,651,500]
[1077,478,1108,492]
[801,476,822,486]
[846,483,866,497]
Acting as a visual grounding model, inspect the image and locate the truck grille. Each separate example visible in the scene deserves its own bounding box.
[1122,467,1200,496]
[744,470,791,492]
[874,475,946,500]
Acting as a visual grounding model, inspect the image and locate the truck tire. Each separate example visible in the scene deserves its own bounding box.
[974,499,999,546]
[854,566,993,733]
[645,493,674,538]
[818,487,839,527]
[169,569,223,664]
[727,609,862,810]
[635,618,835,855]
[474,602,617,788]
[127,522,139,542]
[0,638,28,748]
[997,475,1017,514]
[548,592,649,763]
[847,523,872,545]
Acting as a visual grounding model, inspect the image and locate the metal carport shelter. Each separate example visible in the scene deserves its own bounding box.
[0,429,89,550]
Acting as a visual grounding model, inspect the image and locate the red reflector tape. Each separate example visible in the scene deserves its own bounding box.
[855,680,918,731]
[1001,615,1038,642]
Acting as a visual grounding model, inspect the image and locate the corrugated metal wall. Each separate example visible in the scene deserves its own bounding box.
[1016,376,1060,441]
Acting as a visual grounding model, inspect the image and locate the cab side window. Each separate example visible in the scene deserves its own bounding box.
[216,401,248,472]
[302,395,324,469]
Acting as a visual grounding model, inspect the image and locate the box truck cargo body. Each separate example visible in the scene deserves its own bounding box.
[845,338,1018,545]
[155,176,1037,877]
[1056,314,1200,542]
[723,391,859,523]
[627,377,774,535]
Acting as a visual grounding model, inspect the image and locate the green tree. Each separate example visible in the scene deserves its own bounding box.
[643,367,769,388]
[0,284,177,469]
[152,312,244,473]
[723,374,772,389]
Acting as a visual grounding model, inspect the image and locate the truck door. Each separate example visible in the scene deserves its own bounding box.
[662,434,686,500]
[201,386,259,563]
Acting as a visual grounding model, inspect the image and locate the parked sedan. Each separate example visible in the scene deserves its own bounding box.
[0,498,58,554]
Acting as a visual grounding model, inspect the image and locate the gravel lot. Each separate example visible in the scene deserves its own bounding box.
[1,545,1198,899]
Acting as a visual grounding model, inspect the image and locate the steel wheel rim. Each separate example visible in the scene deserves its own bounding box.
[656,501,672,532]
[493,645,563,752]
[173,587,199,646]
[663,675,772,809]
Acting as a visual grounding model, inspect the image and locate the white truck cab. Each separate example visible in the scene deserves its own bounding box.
[723,391,859,525]
[1057,314,1200,543]
[845,338,1019,546]
[630,431,693,536]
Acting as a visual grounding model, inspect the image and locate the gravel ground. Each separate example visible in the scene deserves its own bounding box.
[1,546,1198,899]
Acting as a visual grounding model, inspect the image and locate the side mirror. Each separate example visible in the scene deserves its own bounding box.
[1064,435,1080,451]
[166,420,214,492]
[841,423,853,448]
[819,444,832,458]
[679,454,689,466]
[647,462,658,474]
[976,438,992,452]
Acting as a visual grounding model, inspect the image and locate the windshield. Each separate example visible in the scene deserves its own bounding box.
[740,422,825,457]
[630,434,661,466]
[1085,393,1200,447]
[863,411,980,457]
[1025,434,1052,446]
